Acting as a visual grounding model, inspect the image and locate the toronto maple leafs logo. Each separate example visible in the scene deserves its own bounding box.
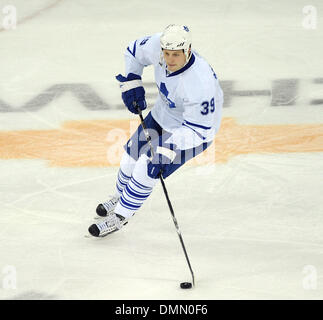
[158,82,176,108]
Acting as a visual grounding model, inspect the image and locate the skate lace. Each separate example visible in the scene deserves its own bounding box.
[102,196,119,213]
[97,214,121,232]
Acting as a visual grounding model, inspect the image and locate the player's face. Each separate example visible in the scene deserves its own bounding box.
[163,49,187,72]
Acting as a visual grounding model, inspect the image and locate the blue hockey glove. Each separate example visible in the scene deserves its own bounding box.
[147,144,179,179]
[115,73,147,114]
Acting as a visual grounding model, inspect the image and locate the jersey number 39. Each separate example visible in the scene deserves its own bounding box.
[201,98,215,115]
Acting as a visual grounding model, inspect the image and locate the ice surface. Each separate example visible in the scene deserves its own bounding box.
[0,0,323,299]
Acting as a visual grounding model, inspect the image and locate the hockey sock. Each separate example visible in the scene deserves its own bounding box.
[115,152,136,197]
[114,154,158,219]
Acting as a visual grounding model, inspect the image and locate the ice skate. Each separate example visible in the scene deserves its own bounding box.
[88,212,127,237]
[95,195,119,218]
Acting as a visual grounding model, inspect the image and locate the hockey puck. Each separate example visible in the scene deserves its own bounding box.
[180,282,192,289]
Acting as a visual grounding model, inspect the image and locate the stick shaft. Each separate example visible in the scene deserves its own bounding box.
[137,109,195,286]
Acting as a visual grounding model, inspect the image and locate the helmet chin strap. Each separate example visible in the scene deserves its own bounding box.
[184,46,192,64]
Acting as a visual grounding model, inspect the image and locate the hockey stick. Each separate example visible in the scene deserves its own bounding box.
[136,106,195,287]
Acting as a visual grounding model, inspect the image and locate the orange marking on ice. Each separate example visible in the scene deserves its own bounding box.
[193,118,323,164]
[0,118,322,167]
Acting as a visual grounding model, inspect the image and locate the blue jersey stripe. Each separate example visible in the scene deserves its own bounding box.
[130,177,152,191]
[116,183,123,194]
[124,187,147,202]
[121,195,142,208]
[127,40,137,57]
[124,189,143,202]
[119,197,141,209]
[184,120,211,130]
[127,182,151,196]
[119,169,131,180]
[126,185,150,199]
[117,176,128,187]
[182,123,206,140]
[119,199,137,211]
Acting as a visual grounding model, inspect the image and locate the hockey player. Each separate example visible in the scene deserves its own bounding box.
[88,24,223,237]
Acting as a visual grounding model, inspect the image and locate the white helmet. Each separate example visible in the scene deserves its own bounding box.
[160,24,192,62]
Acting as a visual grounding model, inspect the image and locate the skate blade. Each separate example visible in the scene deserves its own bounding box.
[93,215,105,220]
[85,222,128,238]
[84,229,118,238]
[93,211,115,220]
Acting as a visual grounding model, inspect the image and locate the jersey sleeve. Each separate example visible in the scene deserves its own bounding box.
[124,33,162,76]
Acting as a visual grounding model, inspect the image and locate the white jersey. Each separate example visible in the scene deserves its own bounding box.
[124,33,223,150]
